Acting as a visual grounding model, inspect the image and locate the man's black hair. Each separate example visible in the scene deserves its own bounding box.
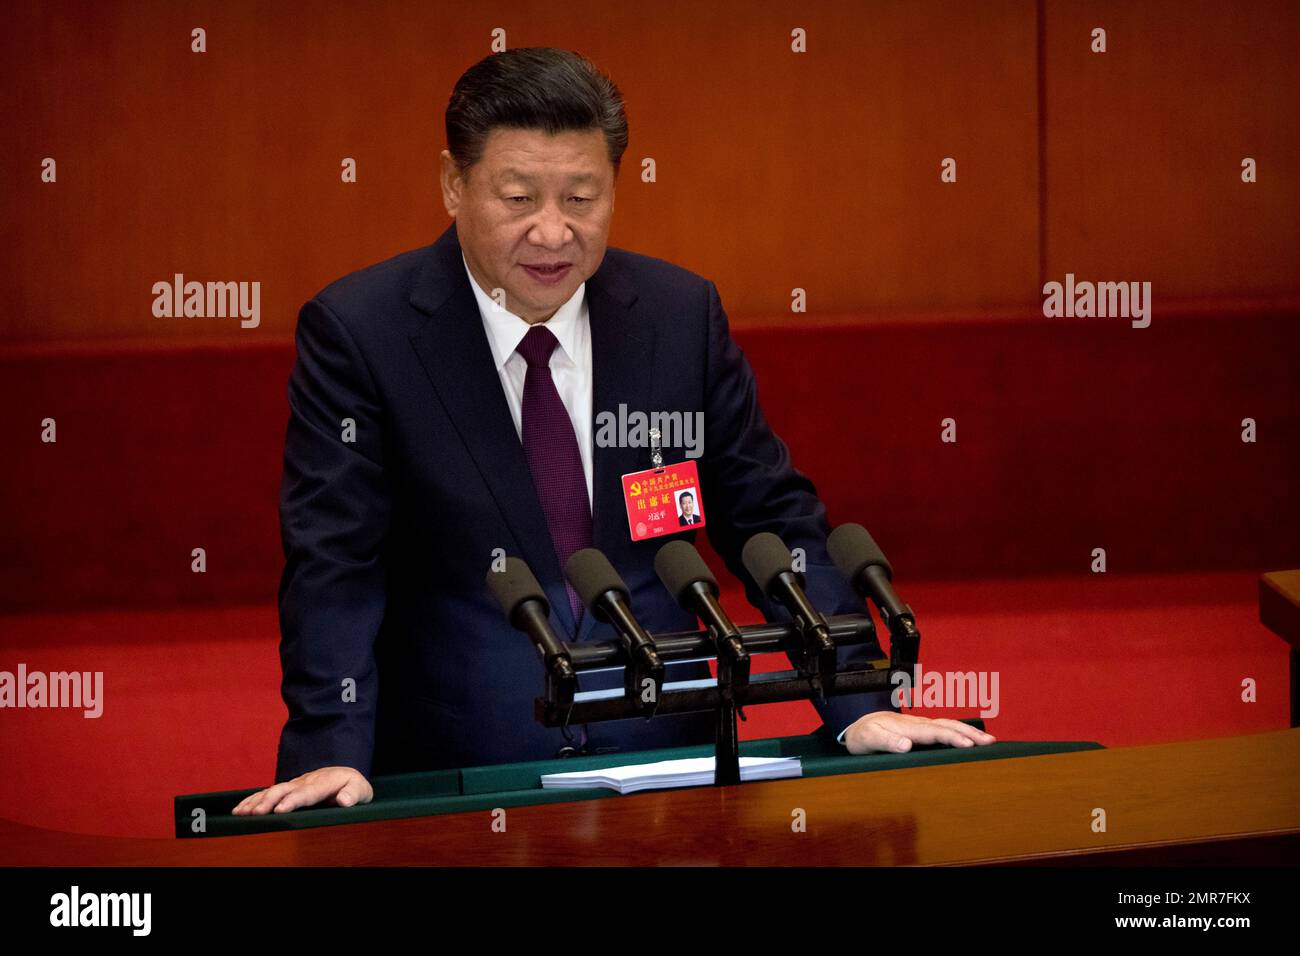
[446,47,628,177]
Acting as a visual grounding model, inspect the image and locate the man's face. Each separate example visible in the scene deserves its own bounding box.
[440,127,616,324]
[681,495,694,517]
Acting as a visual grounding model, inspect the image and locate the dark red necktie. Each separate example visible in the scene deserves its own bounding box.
[516,324,592,627]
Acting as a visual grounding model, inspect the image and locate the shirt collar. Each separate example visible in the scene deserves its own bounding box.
[462,252,587,372]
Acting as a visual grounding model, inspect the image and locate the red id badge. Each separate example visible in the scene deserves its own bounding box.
[621,460,706,542]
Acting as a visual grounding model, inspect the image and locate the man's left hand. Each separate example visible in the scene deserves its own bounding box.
[843,711,995,755]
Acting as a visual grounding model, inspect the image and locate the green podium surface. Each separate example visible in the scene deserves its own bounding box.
[175,721,1103,839]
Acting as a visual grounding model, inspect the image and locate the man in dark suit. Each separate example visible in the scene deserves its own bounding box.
[678,491,700,525]
[235,48,992,816]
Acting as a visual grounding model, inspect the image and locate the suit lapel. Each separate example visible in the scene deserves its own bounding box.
[408,223,577,631]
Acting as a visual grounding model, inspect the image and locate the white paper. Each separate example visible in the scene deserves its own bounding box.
[541,756,801,794]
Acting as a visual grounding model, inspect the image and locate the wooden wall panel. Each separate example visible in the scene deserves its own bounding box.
[2,1,1293,343]
[2,0,1037,341]
[1043,0,1300,298]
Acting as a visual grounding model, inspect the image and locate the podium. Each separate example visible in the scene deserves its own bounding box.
[4,728,1298,866]
[174,721,1088,839]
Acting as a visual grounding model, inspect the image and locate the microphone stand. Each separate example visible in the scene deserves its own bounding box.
[714,629,742,785]
[524,614,908,787]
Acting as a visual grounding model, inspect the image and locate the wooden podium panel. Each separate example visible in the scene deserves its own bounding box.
[4,728,1298,866]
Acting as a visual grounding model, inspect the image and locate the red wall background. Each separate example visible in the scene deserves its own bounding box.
[4,0,1297,602]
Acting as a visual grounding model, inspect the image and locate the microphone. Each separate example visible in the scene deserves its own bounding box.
[564,548,664,714]
[485,557,576,706]
[827,523,920,665]
[654,540,750,696]
[741,532,838,695]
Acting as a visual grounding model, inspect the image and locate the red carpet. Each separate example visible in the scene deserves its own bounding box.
[1,570,1285,839]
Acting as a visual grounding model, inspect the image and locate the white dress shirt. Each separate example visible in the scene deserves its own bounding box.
[461,253,594,509]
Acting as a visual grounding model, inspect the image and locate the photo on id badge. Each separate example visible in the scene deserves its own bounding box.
[675,488,702,526]
[621,459,705,542]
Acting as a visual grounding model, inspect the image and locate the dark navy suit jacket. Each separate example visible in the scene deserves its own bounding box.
[274,220,891,781]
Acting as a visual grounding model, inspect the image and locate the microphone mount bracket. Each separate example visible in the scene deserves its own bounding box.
[530,612,916,785]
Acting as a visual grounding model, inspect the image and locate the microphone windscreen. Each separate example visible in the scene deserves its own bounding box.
[564,548,628,610]
[741,532,794,593]
[485,557,549,618]
[654,540,718,604]
[827,523,893,582]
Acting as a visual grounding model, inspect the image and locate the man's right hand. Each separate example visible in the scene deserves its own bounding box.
[231,767,373,815]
